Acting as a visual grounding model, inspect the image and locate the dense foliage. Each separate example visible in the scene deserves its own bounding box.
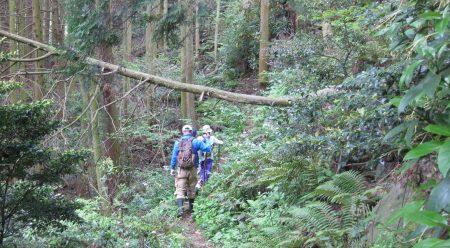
[0,0,448,247]
[0,82,88,245]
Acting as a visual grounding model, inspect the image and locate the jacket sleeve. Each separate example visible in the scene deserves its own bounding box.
[170,141,179,170]
[211,136,224,145]
[194,139,212,153]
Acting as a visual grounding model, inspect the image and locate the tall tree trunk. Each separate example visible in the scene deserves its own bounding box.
[213,0,220,62]
[123,13,132,117]
[52,0,65,119]
[180,11,187,119]
[21,0,34,97]
[96,0,121,204]
[80,78,108,204]
[184,0,196,126]
[157,0,164,49]
[258,0,269,89]
[42,0,49,43]
[51,0,63,45]
[8,0,18,95]
[194,0,200,58]
[32,0,44,99]
[145,4,157,63]
[145,3,158,124]
[163,0,168,49]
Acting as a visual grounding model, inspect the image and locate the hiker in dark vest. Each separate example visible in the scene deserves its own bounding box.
[170,125,211,217]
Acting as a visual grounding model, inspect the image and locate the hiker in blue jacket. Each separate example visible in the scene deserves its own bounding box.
[170,125,211,216]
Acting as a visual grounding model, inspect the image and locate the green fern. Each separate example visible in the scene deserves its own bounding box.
[284,171,372,248]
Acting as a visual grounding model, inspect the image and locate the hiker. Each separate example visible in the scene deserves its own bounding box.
[170,125,211,217]
[197,125,224,187]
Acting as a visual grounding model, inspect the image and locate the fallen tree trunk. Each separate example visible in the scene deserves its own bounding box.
[0,29,296,107]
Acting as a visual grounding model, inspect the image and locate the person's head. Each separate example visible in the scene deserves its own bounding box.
[182,125,193,135]
[202,125,213,137]
[192,128,197,137]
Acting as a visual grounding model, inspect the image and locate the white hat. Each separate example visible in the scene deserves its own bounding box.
[182,125,193,131]
[202,125,212,133]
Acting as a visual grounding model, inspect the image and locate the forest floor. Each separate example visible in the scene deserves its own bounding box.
[180,213,213,248]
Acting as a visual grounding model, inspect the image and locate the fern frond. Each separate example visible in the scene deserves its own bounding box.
[290,202,339,232]
[305,184,344,201]
[330,192,352,205]
[332,171,366,194]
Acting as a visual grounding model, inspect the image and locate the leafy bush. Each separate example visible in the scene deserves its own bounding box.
[0,82,88,245]
[14,169,184,247]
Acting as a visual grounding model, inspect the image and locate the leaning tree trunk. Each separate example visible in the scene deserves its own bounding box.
[0,29,296,106]
[258,0,269,89]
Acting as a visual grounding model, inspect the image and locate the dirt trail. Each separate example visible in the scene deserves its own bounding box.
[180,213,213,248]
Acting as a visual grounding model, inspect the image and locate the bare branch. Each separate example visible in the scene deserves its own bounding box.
[8,52,54,62]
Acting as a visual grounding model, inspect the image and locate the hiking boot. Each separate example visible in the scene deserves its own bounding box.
[177,198,184,217]
[188,198,195,213]
[177,207,184,217]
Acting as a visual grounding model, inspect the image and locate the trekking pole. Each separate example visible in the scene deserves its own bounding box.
[203,151,208,187]
[216,144,222,173]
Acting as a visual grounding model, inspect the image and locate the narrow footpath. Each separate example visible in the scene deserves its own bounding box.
[180,214,213,248]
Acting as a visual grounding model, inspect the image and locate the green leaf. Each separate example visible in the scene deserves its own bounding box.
[435,16,449,33]
[400,158,419,174]
[413,238,450,248]
[404,141,444,160]
[399,72,441,112]
[405,120,419,147]
[389,97,402,107]
[422,46,436,59]
[425,177,450,213]
[424,124,450,136]
[417,180,437,191]
[407,210,447,227]
[383,123,407,142]
[437,140,450,177]
[420,11,442,20]
[399,60,423,88]
[437,42,448,59]
[386,201,423,226]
